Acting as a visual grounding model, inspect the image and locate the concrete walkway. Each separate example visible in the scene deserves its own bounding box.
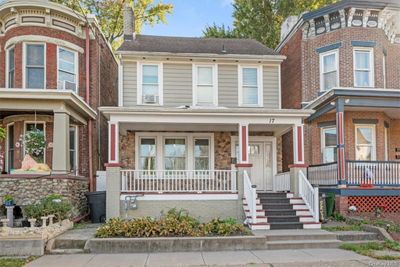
[25,248,399,267]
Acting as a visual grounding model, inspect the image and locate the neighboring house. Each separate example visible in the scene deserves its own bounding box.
[0,0,118,214]
[278,0,400,214]
[101,4,320,230]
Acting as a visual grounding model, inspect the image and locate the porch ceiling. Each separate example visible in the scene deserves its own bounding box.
[0,89,97,124]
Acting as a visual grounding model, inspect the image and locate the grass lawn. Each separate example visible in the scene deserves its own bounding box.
[0,257,36,267]
[322,224,364,232]
[340,240,400,260]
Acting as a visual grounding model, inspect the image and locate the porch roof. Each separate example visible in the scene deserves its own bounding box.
[0,89,97,124]
[304,87,400,121]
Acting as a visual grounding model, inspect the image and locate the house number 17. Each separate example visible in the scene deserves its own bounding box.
[268,118,275,124]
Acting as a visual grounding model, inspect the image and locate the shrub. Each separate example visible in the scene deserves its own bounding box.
[95,209,250,238]
[23,194,72,224]
[23,129,46,163]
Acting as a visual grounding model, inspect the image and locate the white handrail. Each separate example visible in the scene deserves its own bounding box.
[121,170,237,193]
[298,170,319,222]
[243,170,257,225]
[273,172,290,192]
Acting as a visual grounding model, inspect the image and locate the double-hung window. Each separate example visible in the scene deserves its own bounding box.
[321,127,337,163]
[7,47,15,88]
[139,138,157,171]
[355,125,376,161]
[139,63,162,105]
[193,65,217,106]
[239,66,262,106]
[320,50,338,91]
[58,47,78,92]
[164,138,186,170]
[354,48,374,87]
[25,44,45,89]
[194,138,210,170]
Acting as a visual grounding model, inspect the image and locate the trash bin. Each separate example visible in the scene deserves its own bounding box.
[86,191,106,223]
[325,193,335,218]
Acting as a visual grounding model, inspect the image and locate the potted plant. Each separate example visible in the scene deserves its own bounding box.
[3,194,14,206]
[23,128,46,163]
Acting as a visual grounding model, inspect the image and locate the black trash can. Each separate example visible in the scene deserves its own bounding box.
[86,191,106,223]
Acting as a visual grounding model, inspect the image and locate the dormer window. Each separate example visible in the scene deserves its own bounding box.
[137,63,163,105]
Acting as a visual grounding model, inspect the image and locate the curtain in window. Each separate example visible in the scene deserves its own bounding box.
[355,51,371,87]
[194,139,210,170]
[322,128,337,163]
[356,127,373,160]
[142,65,159,97]
[322,53,337,90]
[139,138,156,170]
[242,68,258,105]
[164,138,186,170]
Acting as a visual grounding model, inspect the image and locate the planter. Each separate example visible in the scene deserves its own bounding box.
[4,200,14,207]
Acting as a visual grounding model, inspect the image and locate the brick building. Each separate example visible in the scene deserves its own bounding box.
[0,0,118,212]
[278,0,400,214]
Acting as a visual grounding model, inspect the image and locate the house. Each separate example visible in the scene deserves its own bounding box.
[278,0,400,215]
[101,3,320,230]
[0,0,118,214]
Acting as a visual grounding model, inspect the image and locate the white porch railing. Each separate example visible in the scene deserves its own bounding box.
[307,162,338,186]
[347,161,400,186]
[243,170,257,224]
[121,170,237,193]
[298,170,319,222]
[273,172,290,192]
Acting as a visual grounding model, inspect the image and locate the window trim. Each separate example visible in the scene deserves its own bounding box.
[319,49,339,92]
[23,121,46,163]
[192,64,218,106]
[135,132,214,171]
[354,124,376,161]
[320,126,337,163]
[353,47,374,88]
[23,42,46,89]
[137,62,163,105]
[384,126,388,161]
[5,46,15,88]
[5,122,15,173]
[69,125,79,175]
[57,46,79,92]
[238,65,263,107]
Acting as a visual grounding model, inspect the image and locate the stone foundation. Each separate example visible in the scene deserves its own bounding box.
[0,175,88,216]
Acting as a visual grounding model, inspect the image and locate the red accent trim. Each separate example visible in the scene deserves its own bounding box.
[241,125,247,162]
[235,163,253,168]
[110,124,116,161]
[105,163,122,167]
[289,164,308,168]
[297,126,303,162]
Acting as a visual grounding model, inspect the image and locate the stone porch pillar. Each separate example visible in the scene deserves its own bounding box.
[336,99,347,188]
[52,112,70,174]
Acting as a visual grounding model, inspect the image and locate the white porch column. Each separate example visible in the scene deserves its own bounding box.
[238,123,249,164]
[52,112,70,174]
[108,122,119,163]
[292,124,305,165]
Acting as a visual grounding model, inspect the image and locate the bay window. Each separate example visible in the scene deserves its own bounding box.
[139,138,157,170]
[25,44,45,89]
[7,47,15,88]
[355,125,376,160]
[58,47,78,92]
[321,127,337,163]
[193,65,217,106]
[320,50,338,91]
[239,66,262,106]
[354,48,374,87]
[139,63,162,105]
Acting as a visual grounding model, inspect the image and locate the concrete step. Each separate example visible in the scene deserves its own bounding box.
[265,230,337,241]
[49,249,86,254]
[266,239,342,250]
[335,231,380,242]
[53,238,87,250]
[269,222,303,230]
[267,216,300,223]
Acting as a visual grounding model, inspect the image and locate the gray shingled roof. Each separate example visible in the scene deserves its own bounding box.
[117,35,279,56]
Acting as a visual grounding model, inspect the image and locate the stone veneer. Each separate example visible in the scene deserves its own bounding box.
[0,176,88,215]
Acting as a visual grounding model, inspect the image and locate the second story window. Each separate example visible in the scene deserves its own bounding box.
[58,47,77,92]
[25,44,45,89]
[320,50,338,91]
[354,48,374,87]
[193,65,217,106]
[239,66,262,107]
[138,63,162,105]
[7,47,15,88]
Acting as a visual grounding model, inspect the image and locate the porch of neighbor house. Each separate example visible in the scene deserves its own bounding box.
[102,107,322,230]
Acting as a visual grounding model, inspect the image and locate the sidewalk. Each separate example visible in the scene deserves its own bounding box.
[25,248,399,267]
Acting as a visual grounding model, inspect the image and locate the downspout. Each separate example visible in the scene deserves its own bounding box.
[86,26,94,192]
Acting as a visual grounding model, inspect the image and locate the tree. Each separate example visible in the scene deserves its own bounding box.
[203,0,336,49]
[52,0,173,48]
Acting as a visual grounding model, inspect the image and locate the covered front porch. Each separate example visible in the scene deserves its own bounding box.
[304,88,400,188]
[100,107,312,221]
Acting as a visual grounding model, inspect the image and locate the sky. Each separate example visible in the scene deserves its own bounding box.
[141,0,234,37]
